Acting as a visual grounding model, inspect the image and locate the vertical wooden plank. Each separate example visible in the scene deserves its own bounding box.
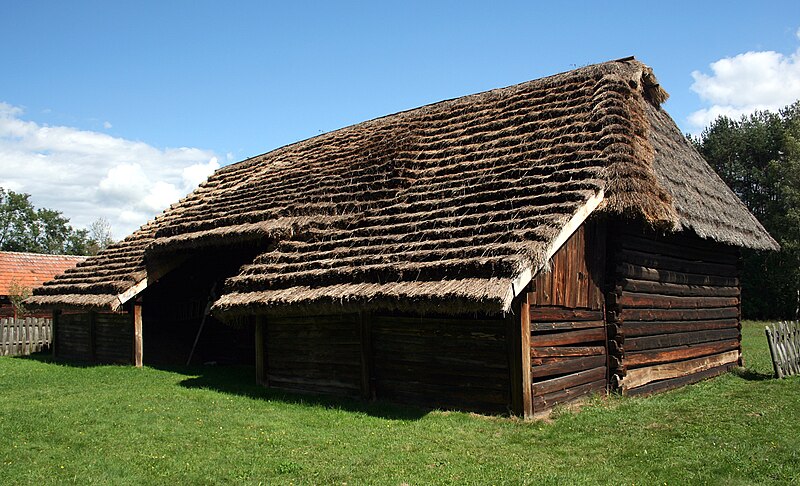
[254,316,266,385]
[507,309,523,415]
[520,293,533,418]
[1,318,6,356]
[133,303,143,367]
[360,311,373,400]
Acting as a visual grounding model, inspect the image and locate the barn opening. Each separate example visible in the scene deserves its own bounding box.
[141,243,266,366]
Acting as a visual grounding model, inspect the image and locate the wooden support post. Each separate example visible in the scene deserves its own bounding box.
[255,316,267,385]
[133,302,143,367]
[52,310,60,358]
[89,311,97,362]
[360,311,373,400]
[520,294,533,418]
[508,293,533,418]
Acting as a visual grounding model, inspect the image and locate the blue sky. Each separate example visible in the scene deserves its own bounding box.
[1,1,800,238]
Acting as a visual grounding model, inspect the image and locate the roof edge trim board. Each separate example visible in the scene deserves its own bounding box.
[502,189,605,312]
[116,278,147,310]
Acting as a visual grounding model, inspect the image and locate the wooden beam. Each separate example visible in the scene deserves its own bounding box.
[520,296,533,418]
[255,316,266,385]
[116,279,148,310]
[133,302,143,367]
[622,350,739,390]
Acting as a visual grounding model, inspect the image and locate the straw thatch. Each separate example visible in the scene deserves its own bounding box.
[26,57,777,316]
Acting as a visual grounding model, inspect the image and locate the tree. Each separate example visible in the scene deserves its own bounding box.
[0,187,92,256]
[87,218,114,255]
[694,102,800,319]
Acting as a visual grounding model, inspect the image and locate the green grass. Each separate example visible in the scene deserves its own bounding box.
[1,321,799,485]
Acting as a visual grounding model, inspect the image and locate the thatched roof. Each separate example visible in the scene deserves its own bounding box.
[26,57,777,316]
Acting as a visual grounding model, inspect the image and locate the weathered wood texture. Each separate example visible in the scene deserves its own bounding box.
[0,317,52,356]
[372,314,509,413]
[527,221,608,414]
[765,321,800,378]
[54,312,133,363]
[258,312,511,413]
[265,314,363,397]
[607,221,741,394]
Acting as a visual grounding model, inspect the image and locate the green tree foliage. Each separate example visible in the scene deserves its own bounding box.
[0,187,99,256]
[694,102,800,319]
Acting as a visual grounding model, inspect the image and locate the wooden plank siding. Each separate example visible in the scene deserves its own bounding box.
[54,311,134,364]
[255,312,510,414]
[264,314,363,397]
[526,221,609,414]
[372,314,509,413]
[607,221,741,394]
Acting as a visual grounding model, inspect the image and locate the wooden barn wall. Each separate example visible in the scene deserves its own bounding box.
[263,314,363,397]
[525,221,608,413]
[257,313,510,413]
[54,311,133,364]
[371,314,509,414]
[607,221,741,395]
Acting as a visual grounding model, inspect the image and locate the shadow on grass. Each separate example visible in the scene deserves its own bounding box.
[176,365,429,421]
[732,367,774,381]
[13,353,429,420]
[12,352,102,368]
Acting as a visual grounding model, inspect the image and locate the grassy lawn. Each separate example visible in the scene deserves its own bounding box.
[1,321,798,485]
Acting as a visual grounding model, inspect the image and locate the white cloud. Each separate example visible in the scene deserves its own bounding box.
[688,46,800,132]
[103,121,112,129]
[0,102,220,239]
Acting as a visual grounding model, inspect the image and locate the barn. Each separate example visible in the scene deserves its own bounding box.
[27,58,777,416]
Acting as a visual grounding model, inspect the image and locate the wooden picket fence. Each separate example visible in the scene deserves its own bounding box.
[0,317,52,356]
[765,321,800,378]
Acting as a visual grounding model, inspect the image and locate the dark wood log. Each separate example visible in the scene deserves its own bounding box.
[621,307,739,322]
[529,307,604,322]
[531,345,605,358]
[618,233,738,265]
[616,263,738,287]
[626,362,736,397]
[532,366,606,396]
[626,328,741,352]
[625,339,739,367]
[530,327,606,347]
[532,378,606,412]
[531,355,606,379]
[616,292,738,310]
[623,318,739,337]
[620,278,739,298]
[618,248,738,278]
[530,320,605,331]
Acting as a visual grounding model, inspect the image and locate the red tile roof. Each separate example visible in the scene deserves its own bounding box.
[0,251,86,296]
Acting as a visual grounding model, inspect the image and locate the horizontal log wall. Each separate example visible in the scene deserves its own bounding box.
[607,222,741,394]
[371,314,509,413]
[264,314,362,397]
[526,221,608,413]
[54,311,133,364]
